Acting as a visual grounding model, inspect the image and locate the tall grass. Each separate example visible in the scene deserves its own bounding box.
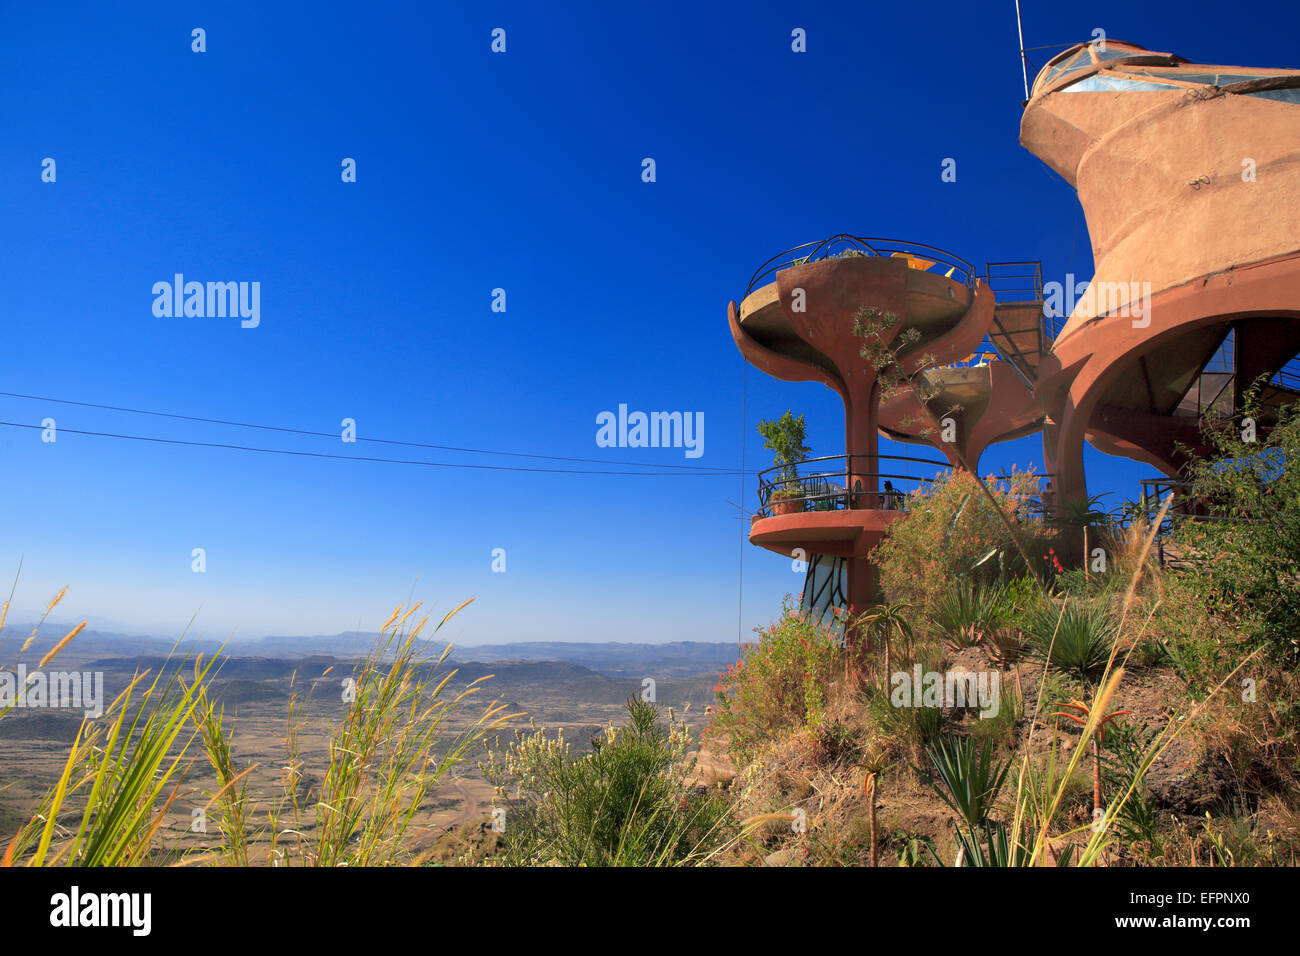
[3,596,516,867]
[305,600,514,866]
[996,492,1262,866]
[0,571,87,720]
[5,651,217,866]
[193,679,255,866]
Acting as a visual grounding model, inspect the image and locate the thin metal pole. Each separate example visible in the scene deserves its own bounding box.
[738,357,746,646]
[1015,0,1031,100]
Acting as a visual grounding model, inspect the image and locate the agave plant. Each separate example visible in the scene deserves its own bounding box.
[981,625,1029,666]
[950,820,1047,867]
[1025,600,1117,682]
[929,580,1004,649]
[920,735,1011,830]
[1050,493,1111,531]
[916,735,1018,866]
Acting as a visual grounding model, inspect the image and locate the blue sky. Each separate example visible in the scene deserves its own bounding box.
[1,1,1296,644]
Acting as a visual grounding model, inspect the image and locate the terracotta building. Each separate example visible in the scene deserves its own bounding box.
[729,39,1300,632]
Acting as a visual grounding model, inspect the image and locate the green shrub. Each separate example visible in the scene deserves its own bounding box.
[709,600,845,762]
[1101,720,1164,852]
[865,646,946,757]
[484,697,733,866]
[977,574,1040,664]
[994,572,1043,630]
[1175,399,1300,666]
[969,676,1023,751]
[1141,573,1238,692]
[1053,567,1092,597]
[873,469,1053,613]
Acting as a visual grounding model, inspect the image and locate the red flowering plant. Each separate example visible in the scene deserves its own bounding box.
[707,598,844,764]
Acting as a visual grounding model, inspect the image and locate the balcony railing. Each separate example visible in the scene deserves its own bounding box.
[743,234,976,301]
[1139,477,1251,523]
[1138,477,1254,567]
[755,459,1062,523]
[981,261,1044,307]
[755,453,950,518]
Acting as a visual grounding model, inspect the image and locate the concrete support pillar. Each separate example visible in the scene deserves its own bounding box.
[845,555,876,654]
[1045,411,1089,566]
[845,383,880,508]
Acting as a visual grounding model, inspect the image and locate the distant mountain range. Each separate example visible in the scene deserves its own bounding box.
[3,625,740,680]
[446,641,741,678]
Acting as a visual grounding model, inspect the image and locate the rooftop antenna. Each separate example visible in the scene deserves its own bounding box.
[1015,0,1030,100]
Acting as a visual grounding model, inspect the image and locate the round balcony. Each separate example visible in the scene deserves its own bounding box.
[735,235,979,372]
[750,453,949,558]
[742,234,977,301]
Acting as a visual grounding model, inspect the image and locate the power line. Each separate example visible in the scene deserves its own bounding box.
[0,420,747,477]
[0,390,737,474]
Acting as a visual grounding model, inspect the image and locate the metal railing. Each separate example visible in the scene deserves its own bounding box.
[1272,355,1300,393]
[981,261,1044,306]
[754,458,1062,524]
[754,453,950,517]
[979,261,1051,388]
[743,234,976,300]
[1139,477,1250,567]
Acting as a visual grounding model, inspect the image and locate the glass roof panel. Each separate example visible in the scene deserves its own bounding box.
[1061,75,1181,92]
[1127,69,1300,89]
[1034,46,1094,93]
[1153,72,1271,85]
[1250,88,1300,104]
[1094,45,1146,62]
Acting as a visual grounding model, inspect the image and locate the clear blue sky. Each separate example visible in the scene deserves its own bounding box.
[2,1,1296,643]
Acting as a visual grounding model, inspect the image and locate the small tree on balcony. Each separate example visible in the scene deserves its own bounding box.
[853,306,950,438]
[757,410,811,495]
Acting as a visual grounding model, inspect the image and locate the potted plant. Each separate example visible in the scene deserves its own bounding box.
[768,484,804,516]
[758,410,811,517]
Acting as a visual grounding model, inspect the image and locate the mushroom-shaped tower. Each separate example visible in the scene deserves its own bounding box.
[729,236,999,630]
[1022,40,1300,508]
